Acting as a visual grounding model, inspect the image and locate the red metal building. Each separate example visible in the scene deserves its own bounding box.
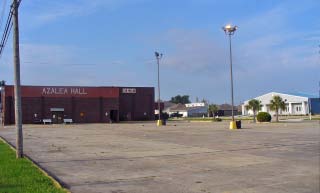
[0,85,155,125]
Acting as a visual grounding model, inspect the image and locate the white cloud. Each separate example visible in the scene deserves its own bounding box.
[20,44,75,66]
[0,43,129,85]
[157,29,227,73]
[234,0,320,71]
[22,0,149,26]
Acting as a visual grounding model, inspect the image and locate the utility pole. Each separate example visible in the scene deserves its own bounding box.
[0,81,5,126]
[12,0,23,158]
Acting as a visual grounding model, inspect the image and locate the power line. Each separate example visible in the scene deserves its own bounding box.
[0,6,13,58]
[0,0,7,31]
[0,0,21,59]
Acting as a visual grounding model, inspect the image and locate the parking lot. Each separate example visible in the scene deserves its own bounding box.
[0,121,319,193]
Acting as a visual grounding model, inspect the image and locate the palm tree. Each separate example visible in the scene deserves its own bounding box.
[245,99,262,123]
[269,95,286,122]
[208,104,218,117]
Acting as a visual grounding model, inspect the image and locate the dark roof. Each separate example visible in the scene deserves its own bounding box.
[218,103,237,111]
[187,106,207,110]
[163,101,176,109]
[187,106,208,113]
[169,103,188,111]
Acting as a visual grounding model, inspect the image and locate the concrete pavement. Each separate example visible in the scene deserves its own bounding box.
[0,121,319,193]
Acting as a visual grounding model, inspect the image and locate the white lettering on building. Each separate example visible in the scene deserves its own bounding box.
[185,103,206,107]
[41,87,87,95]
[70,88,87,95]
[122,88,136,94]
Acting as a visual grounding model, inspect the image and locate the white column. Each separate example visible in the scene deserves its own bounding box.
[289,103,292,114]
[305,101,309,114]
[242,105,246,115]
[301,102,306,115]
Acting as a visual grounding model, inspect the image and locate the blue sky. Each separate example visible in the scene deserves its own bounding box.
[0,0,319,104]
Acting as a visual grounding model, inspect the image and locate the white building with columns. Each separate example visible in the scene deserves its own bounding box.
[242,92,312,116]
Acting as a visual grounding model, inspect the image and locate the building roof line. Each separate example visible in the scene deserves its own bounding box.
[243,91,316,103]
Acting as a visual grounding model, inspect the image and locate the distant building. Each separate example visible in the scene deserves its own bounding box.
[1,85,155,125]
[216,104,239,116]
[309,98,320,114]
[185,103,206,108]
[186,103,208,117]
[165,103,188,117]
[187,106,208,117]
[154,102,164,115]
[242,92,320,115]
[163,102,208,117]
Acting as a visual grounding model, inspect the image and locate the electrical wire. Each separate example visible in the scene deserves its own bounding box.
[0,0,7,31]
[0,0,22,59]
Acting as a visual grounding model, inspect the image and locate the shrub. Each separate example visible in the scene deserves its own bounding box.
[257,112,272,122]
[213,118,222,122]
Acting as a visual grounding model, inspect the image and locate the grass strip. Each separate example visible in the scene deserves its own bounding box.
[0,139,67,193]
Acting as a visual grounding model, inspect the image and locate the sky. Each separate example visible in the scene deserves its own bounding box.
[0,0,319,104]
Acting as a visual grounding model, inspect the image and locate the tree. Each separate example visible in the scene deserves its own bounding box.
[269,95,286,122]
[208,104,219,117]
[245,99,262,123]
[0,80,5,86]
[170,95,191,104]
[201,98,208,104]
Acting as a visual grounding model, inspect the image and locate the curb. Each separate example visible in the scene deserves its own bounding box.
[0,136,71,193]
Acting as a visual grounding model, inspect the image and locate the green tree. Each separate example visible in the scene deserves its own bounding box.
[269,95,286,122]
[208,104,219,117]
[170,95,191,104]
[245,99,262,123]
[201,98,208,104]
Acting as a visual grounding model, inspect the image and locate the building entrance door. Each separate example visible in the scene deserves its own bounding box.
[51,108,64,124]
[52,111,64,124]
[110,110,118,123]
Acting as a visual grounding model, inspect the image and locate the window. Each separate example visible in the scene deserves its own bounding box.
[296,106,301,112]
[285,106,289,112]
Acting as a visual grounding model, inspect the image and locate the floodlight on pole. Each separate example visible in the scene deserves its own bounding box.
[155,51,163,126]
[222,24,238,129]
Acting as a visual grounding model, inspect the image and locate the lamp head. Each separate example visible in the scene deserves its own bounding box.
[155,51,163,59]
[222,24,238,35]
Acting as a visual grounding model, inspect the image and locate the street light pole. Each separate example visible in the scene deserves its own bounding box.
[155,52,163,126]
[222,24,238,129]
[228,33,235,123]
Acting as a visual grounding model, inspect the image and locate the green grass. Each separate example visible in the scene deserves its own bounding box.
[0,140,67,193]
[304,117,320,120]
[168,117,253,121]
[168,115,320,122]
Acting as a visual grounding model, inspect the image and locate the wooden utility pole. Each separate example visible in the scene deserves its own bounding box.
[12,0,23,158]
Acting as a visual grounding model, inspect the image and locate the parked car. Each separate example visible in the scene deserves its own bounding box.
[170,112,183,118]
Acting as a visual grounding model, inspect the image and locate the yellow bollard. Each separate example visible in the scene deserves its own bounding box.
[157,120,163,126]
[229,121,237,130]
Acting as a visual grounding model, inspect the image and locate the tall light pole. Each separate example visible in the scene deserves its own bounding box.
[155,51,163,126]
[222,24,238,129]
